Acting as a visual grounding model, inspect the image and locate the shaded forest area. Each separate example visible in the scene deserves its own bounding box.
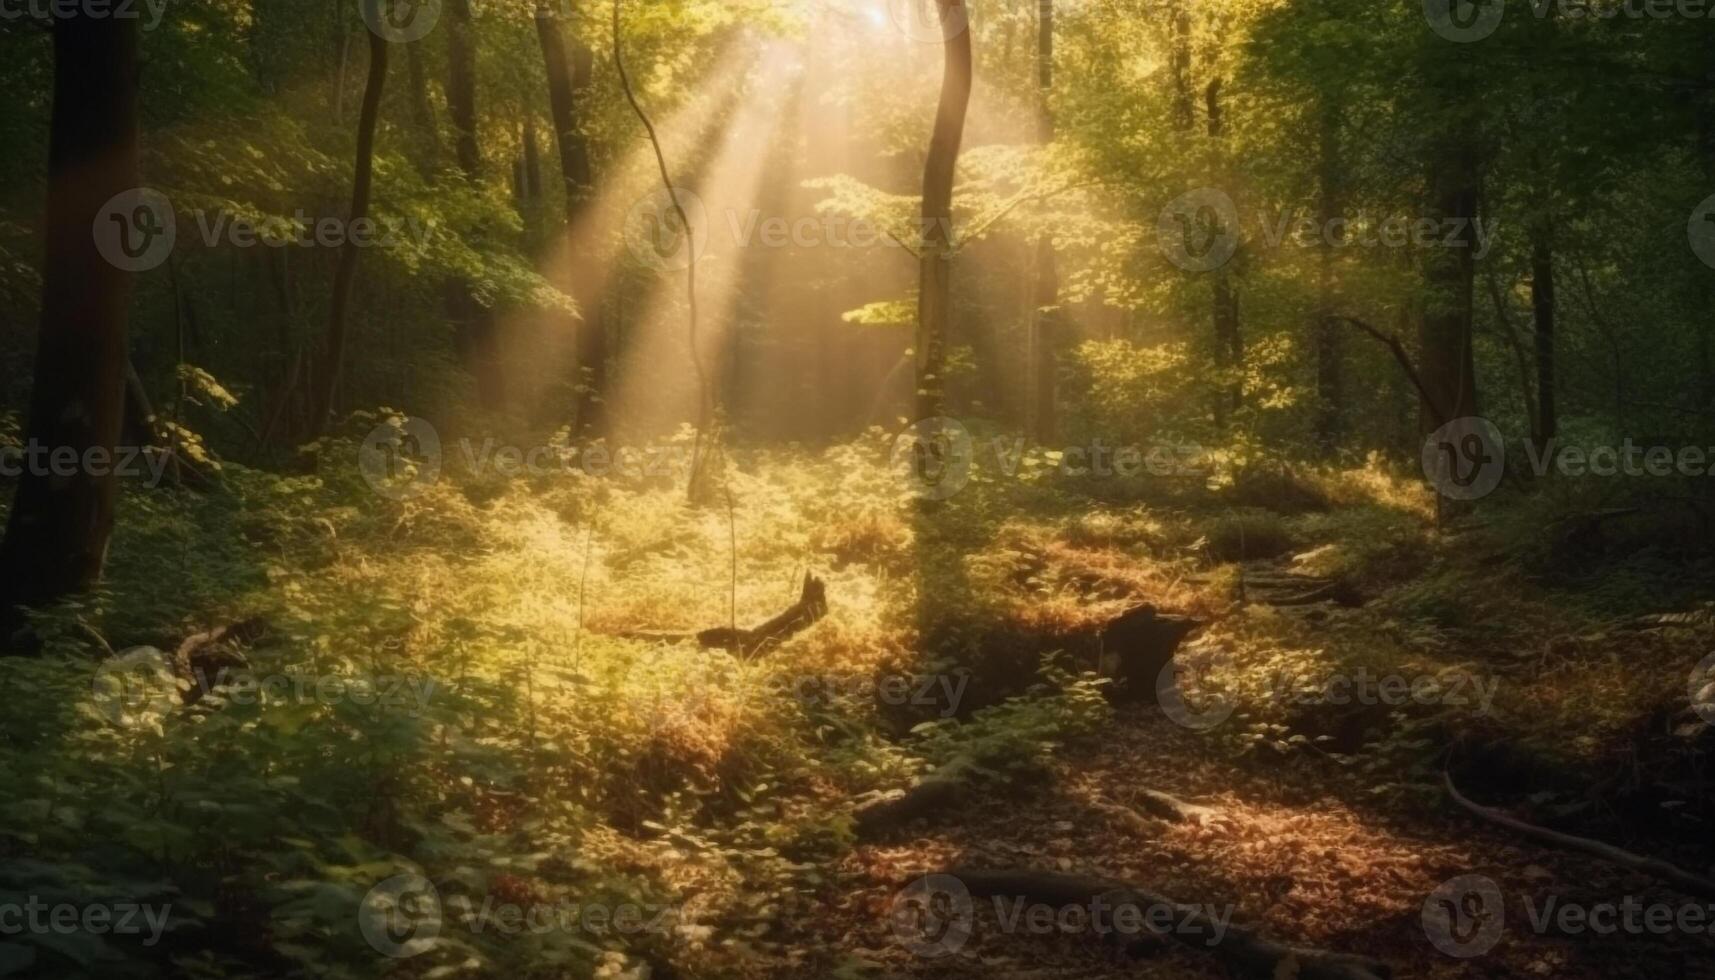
[2,0,1714,977]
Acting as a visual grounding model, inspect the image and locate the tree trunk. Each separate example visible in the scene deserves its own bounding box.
[447,0,480,178]
[1029,0,1059,442]
[0,14,140,617]
[1169,7,1194,132]
[1418,138,1480,432]
[915,0,974,421]
[537,6,606,436]
[310,29,387,435]
[1206,76,1242,426]
[404,38,440,176]
[446,0,505,409]
[521,117,543,202]
[1530,222,1556,443]
[1313,97,1343,455]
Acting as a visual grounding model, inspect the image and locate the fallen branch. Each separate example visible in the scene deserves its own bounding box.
[1445,771,1715,900]
[1133,788,1220,825]
[946,869,1391,979]
[617,571,827,657]
[172,616,272,704]
[1091,788,1219,833]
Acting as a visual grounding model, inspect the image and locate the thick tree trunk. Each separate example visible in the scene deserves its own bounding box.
[310,30,387,434]
[446,0,480,178]
[915,0,974,421]
[537,7,607,436]
[1418,139,1480,432]
[0,15,140,618]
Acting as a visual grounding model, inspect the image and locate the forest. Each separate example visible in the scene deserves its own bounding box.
[1,0,1714,976]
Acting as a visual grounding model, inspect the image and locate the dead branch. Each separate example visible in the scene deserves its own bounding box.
[1324,314,1448,429]
[1445,771,1715,900]
[616,571,828,657]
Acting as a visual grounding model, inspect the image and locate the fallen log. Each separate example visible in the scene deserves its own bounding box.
[946,868,1391,979]
[1445,771,1715,900]
[617,572,828,657]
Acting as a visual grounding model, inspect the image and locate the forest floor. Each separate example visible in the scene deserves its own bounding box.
[2,418,1714,979]
[775,463,1715,980]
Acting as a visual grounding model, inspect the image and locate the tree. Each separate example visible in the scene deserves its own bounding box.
[1029,0,1059,441]
[1312,96,1344,454]
[445,0,506,410]
[0,14,141,618]
[537,3,606,436]
[310,15,388,434]
[1415,63,1481,432]
[1206,72,1241,426]
[916,0,974,421]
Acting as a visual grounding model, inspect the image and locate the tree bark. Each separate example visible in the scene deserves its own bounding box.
[310,28,387,435]
[0,15,140,618]
[915,0,974,421]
